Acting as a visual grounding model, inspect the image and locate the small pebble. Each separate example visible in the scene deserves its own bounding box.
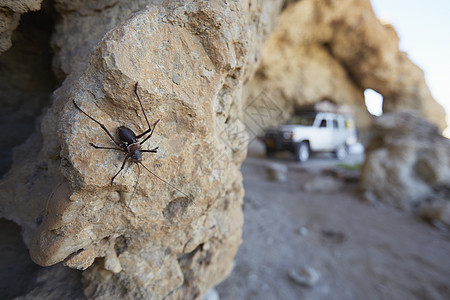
[288,266,321,287]
[266,163,288,182]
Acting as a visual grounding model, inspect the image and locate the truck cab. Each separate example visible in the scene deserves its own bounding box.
[264,110,357,162]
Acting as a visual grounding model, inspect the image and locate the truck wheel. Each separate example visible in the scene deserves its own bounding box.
[334,144,348,160]
[295,142,310,162]
[266,147,275,158]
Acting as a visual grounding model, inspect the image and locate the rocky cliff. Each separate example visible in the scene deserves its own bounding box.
[243,0,447,135]
[0,0,284,299]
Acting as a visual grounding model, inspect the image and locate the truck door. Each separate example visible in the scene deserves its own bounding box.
[331,116,345,148]
[312,114,334,151]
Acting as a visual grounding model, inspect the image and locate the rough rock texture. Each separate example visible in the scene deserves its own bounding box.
[361,112,450,210]
[243,0,447,136]
[0,0,284,299]
[0,0,42,53]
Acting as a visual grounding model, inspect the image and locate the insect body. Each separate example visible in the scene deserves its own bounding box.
[72,83,191,199]
[73,83,160,186]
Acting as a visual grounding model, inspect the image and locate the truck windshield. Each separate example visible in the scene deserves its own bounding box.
[288,114,316,126]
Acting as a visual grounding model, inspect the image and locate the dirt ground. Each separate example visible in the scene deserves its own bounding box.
[216,142,450,300]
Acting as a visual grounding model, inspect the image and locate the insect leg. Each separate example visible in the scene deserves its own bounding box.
[141,146,158,153]
[140,119,160,145]
[73,100,123,147]
[111,153,132,185]
[90,143,126,152]
[134,83,153,139]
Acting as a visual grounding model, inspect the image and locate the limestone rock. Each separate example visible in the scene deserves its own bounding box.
[0,0,42,53]
[0,0,285,299]
[360,112,450,210]
[243,0,447,137]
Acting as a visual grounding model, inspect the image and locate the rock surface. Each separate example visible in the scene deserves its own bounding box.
[361,112,450,210]
[0,0,285,299]
[243,0,447,136]
[0,0,42,53]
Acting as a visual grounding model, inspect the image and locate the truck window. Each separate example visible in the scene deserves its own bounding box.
[319,119,327,128]
[288,114,316,126]
[332,119,338,128]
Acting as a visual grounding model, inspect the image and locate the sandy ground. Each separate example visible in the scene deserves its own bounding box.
[216,142,450,300]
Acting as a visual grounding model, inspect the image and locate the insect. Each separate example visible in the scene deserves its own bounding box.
[73,83,190,198]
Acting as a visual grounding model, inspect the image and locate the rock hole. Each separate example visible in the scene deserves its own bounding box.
[364,89,383,116]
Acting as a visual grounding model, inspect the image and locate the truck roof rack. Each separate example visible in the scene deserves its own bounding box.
[294,100,353,115]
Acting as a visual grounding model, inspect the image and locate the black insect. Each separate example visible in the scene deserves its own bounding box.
[73,83,189,198]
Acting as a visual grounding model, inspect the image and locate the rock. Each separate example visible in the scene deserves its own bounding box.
[243,0,447,138]
[360,112,450,210]
[201,288,220,300]
[288,266,321,287]
[295,227,309,236]
[0,0,42,53]
[301,176,343,193]
[266,162,288,182]
[321,229,346,244]
[63,248,96,271]
[420,200,450,227]
[0,1,286,299]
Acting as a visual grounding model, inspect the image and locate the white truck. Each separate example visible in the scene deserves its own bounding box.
[263,108,357,162]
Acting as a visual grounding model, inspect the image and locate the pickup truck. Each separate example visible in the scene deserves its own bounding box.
[263,111,357,162]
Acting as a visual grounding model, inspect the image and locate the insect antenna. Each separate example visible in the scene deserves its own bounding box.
[128,162,141,205]
[138,162,192,200]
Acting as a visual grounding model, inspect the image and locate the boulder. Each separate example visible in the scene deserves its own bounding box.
[0,1,285,298]
[361,112,450,210]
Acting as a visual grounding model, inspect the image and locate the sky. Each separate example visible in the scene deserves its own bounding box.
[364,0,450,126]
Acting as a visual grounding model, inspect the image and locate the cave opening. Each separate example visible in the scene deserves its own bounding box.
[0,2,57,178]
[364,89,383,116]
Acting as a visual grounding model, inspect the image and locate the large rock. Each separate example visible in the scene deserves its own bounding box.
[361,112,450,210]
[0,0,285,299]
[244,0,447,136]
